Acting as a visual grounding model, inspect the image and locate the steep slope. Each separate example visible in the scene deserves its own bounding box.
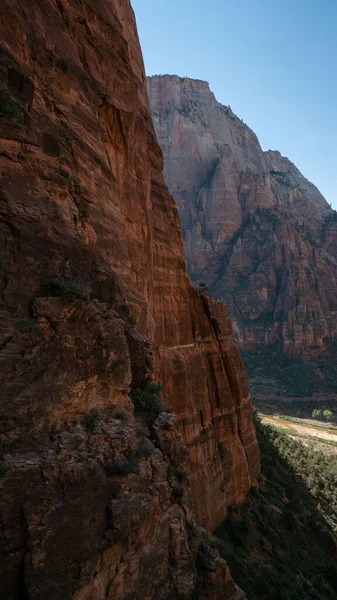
[147,75,337,359]
[0,1,259,598]
[214,418,337,600]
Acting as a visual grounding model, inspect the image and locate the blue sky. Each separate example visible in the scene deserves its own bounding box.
[132,0,337,207]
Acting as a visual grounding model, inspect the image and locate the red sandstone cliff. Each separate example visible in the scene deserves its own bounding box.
[147,75,337,358]
[0,2,259,598]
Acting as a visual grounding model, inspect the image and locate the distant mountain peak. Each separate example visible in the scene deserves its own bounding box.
[148,74,337,359]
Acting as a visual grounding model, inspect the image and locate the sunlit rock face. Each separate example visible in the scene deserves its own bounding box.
[148,74,337,358]
[0,2,258,598]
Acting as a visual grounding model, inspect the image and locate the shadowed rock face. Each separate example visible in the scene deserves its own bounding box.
[0,2,258,598]
[147,75,337,357]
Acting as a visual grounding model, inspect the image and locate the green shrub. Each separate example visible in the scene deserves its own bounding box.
[16,318,36,333]
[42,277,88,301]
[81,408,100,432]
[145,354,153,369]
[135,425,149,437]
[114,410,129,422]
[167,465,189,484]
[105,457,139,476]
[130,381,169,427]
[323,409,333,421]
[57,165,70,178]
[135,440,154,459]
[175,468,189,484]
[128,314,137,326]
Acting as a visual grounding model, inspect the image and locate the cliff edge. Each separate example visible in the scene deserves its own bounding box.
[0,1,259,598]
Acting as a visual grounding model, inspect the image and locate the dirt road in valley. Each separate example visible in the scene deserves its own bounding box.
[261,415,337,453]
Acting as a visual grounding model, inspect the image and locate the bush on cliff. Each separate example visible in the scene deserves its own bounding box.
[114,410,129,422]
[42,277,89,301]
[128,314,137,326]
[130,381,170,427]
[105,457,139,476]
[81,408,100,432]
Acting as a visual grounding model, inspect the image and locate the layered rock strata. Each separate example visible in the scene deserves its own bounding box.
[148,75,337,357]
[0,1,258,598]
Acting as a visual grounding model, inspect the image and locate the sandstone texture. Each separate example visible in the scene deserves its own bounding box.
[0,2,258,598]
[148,75,337,357]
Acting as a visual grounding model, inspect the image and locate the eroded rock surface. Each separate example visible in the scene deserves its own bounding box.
[0,1,258,598]
[148,75,337,357]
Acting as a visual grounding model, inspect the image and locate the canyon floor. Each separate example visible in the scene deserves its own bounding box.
[260,414,337,454]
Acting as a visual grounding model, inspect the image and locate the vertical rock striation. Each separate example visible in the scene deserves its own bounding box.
[0,1,258,598]
[148,74,337,358]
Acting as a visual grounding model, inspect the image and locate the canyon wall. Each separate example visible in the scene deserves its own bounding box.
[0,1,259,598]
[148,75,337,358]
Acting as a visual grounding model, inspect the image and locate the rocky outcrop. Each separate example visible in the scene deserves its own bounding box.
[148,75,337,357]
[0,2,258,598]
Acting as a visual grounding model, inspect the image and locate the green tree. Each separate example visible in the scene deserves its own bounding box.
[312,409,322,419]
[323,409,333,421]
